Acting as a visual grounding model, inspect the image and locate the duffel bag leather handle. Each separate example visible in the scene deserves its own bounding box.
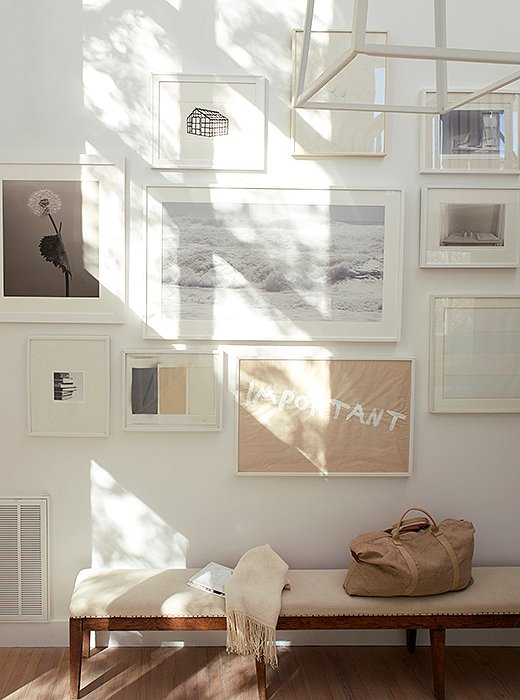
[393,507,439,542]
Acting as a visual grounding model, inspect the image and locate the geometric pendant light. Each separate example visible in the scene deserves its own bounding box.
[294,0,520,114]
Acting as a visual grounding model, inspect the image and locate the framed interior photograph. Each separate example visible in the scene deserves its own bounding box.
[27,336,110,436]
[122,349,223,431]
[145,186,403,342]
[151,74,266,170]
[420,187,520,267]
[430,296,520,413]
[0,157,125,323]
[291,30,387,157]
[420,90,520,173]
[236,356,414,476]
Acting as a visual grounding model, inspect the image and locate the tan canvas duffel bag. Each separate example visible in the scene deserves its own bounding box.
[344,507,475,597]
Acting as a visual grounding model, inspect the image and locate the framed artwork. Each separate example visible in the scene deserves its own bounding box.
[235,356,414,476]
[145,186,403,341]
[122,349,223,431]
[291,30,387,157]
[420,187,520,268]
[151,74,266,170]
[27,336,110,436]
[430,296,520,413]
[0,157,125,323]
[420,90,520,174]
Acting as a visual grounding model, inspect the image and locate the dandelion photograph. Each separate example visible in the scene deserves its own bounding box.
[2,180,100,298]
[146,187,403,341]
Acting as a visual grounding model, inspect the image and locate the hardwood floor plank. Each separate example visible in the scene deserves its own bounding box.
[0,646,519,700]
[0,649,24,697]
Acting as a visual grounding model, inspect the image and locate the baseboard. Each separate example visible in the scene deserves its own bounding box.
[1,622,519,648]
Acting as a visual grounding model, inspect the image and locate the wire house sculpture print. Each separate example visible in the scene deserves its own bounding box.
[186,108,229,137]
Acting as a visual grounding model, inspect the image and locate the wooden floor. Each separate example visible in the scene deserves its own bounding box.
[1,646,519,699]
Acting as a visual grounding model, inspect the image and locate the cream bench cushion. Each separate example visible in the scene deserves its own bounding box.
[70,566,520,619]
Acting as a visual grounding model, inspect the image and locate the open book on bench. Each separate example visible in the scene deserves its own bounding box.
[187,562,233,597]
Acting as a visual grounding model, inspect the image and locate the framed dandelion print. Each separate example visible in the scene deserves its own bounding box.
[27,335,110,436]
[151,74,267,170]
[122,348,223,431]
[145,186,404,341]
[0,157,125,323]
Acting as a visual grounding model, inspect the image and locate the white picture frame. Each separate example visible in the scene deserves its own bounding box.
[0,156,125,323]
[27,336,110,436]
[234,354,414,476]
[420,90,520,174]
[151,74,267,170]
[122,349,223,431]
[145,186,404,342]
[291,30,387,157]
[430,296,520,413]
[420,187,520,268]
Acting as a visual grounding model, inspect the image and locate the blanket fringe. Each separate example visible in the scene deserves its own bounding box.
[226,610,278,668]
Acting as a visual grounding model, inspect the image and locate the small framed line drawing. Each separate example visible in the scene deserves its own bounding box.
[235,355,414,476]
[430,296,520,412]
[420,187,520,268]
[151,74,267,170]
[27,336,110,436]
[122,349,223,431]
[420,90,520,174]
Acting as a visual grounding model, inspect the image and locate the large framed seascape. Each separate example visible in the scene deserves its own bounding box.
[420,187,520,268]
[27,336,110,436]
[152,74,266,170]
[430,296,520,413]
[122,349,223,431]
[291,30,387,157]
[0,157,125,323]
[145,187,403,341]
[420,91,520,174]
[236,356,414,476]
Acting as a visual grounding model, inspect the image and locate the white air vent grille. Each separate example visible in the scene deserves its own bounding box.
[0,498,48,621]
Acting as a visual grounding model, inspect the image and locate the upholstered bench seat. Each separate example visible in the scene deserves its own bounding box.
[69,566,520,700]
[70,566,520,619]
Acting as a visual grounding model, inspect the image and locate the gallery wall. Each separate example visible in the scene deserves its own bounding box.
[0,0,519,646]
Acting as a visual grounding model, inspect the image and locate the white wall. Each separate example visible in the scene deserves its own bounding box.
[0,0,519,647]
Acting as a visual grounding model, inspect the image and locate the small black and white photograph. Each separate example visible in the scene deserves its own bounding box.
[440,203,505,247]
[440,109,505,157]
[160,201,385,324]
[420,186,520,268]
[52,371,85,403]
[2,179,100,298]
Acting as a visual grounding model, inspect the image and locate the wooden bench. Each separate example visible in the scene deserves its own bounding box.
[69,566,520,699]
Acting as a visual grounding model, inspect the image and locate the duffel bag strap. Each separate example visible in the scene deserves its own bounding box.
[432,529,461,590]
[394,543,420,595]
[393,507,461,591]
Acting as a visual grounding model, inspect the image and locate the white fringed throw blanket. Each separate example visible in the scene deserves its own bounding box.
[225,544,290,668]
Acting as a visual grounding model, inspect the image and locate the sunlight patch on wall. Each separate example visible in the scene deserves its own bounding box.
[83,0,112,9]
[83,10,176,156]
[90,461,187,568]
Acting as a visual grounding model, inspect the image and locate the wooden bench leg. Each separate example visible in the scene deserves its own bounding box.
[69,618,83,699]
[429,628,446,700]
[255,659,267,700]
[406,628,417,653]
[82,629,90,659]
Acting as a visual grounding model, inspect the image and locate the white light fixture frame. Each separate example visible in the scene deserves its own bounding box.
[295,0,520,114]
